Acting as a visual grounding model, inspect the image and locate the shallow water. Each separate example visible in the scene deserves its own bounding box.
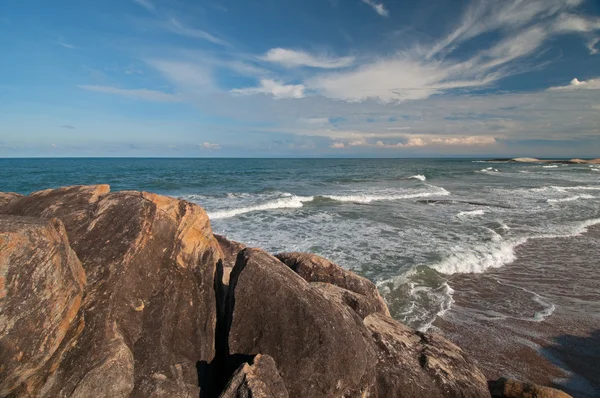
[2,158,599,332]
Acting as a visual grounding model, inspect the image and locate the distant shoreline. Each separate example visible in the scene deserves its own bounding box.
[486,157,600,164]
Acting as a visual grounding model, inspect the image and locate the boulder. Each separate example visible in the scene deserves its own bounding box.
[0,216,86,397]
[276,252,390,317]
[364,312,491,398]
[1,186,223,397]
[226,248,378,397]
[219,354,288,398]
[0,192,22,212]
[488,378,572,398]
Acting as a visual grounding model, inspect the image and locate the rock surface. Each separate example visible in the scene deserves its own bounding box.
[1,185,223,397]
[219,354,288,398]
[0,216,85,397]
[365,312,491,398]
[276,251,390,317]
[0,192,22,211]
[488,378,573,398]
[227,248,378,397]
[215,234,246,285]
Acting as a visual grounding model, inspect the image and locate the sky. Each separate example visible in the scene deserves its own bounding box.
[1,0,600,158]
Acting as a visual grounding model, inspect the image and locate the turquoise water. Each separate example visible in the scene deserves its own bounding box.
[2,158,599,330]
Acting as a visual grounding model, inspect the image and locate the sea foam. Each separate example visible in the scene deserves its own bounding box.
[208,195,314,219]
[408,174,427,181]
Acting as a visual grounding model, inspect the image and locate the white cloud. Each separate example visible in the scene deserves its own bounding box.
[202,142,221,149]
[146,59,214,92]
[300,117,330,124]
[361,0,389,17]
[230,79,305,99]
[548,77,600,90]
[329,135,496,149]
[79,85,181,102]
[166,18,229,46]
[132,0,155,12]
[262,48,354,69]
[588,37,600,55]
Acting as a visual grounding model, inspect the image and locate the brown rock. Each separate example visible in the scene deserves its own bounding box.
[0,192,22,212]
[364,312,491,398]
[214,235,246,285]
[1,186,223,397]
[227,248,378,397]
[276,252,390,318]
[219,354,288,398]
[489,378,572,398]
[0,216,85,397]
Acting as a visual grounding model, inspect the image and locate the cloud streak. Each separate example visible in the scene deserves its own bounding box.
[230,79,305,99]
[165,18,230,46]
[262,48,354,69]
[79,85,181,102]
[132,0,155,12]
[361,0,389,17]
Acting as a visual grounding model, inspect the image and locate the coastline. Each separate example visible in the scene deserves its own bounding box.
[433,224,600,397]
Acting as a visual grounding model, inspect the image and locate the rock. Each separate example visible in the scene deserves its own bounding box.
[227,248,378,397]
[364,312,491,398]
[215,235,246,285]
[276,252,390,317]
[0,216,86,397]
[0,192,22,212]
[219,354,288,398]
[488,378,572,398]
[1,186,223,397]
[311,282,381,319]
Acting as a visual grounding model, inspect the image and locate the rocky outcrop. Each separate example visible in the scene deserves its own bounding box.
[219,355,288,398]
[488,378,573,398]
[365,313,491,397]
[0,192,22,211]
[0,216,85,397]
[0,185,223,397]
[276,251,390,317]
[2,185,557,397]
[226,248,378,397]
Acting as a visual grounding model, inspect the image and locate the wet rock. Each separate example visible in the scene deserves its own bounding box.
[276,252,390,317]
[227,248,378,397]
[364,312,491,398]
[488,378,572,398]
[0,216,85,397]
[1,186,223,397]
[219,354,288,398]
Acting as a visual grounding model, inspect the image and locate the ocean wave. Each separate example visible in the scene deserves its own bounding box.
[408,174,426,181]
[542,165,559,168]
[322,187,449,203]
[456,209,486,217]
[478,167,499,173]
[547,194,594,203]
[431,237,527,275]
[207,195,314,219]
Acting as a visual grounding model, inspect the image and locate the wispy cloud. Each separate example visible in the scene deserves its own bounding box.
[262,48,354,69]
[58,42,77,50]
[61,125,75,129]
[146,59,215,93]
[361,0,389,17]
[132,0,155,12]
[201,142,221,149]
[330,135,496,149]
[79,85,181,102]
[230,79,305,99]
[548,77,600,90]
[588,37,600,54]
[165,17,229,46]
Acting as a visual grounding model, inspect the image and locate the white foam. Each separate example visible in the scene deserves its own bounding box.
[457,209,486,217]
[432,237,528,275]
[408,174,426,181]
[208,195,314,219]
[478,167,499,173]
[547,194,594,203]
[542,165,559,168]
[323,187,449,203]
[418,282,455,332]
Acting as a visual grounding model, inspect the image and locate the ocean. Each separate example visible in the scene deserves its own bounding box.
[2,158,599,395]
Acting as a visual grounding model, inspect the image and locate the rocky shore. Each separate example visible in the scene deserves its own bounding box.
[0,185,572,397]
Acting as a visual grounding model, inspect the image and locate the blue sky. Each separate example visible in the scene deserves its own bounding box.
[1,0,600,157]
